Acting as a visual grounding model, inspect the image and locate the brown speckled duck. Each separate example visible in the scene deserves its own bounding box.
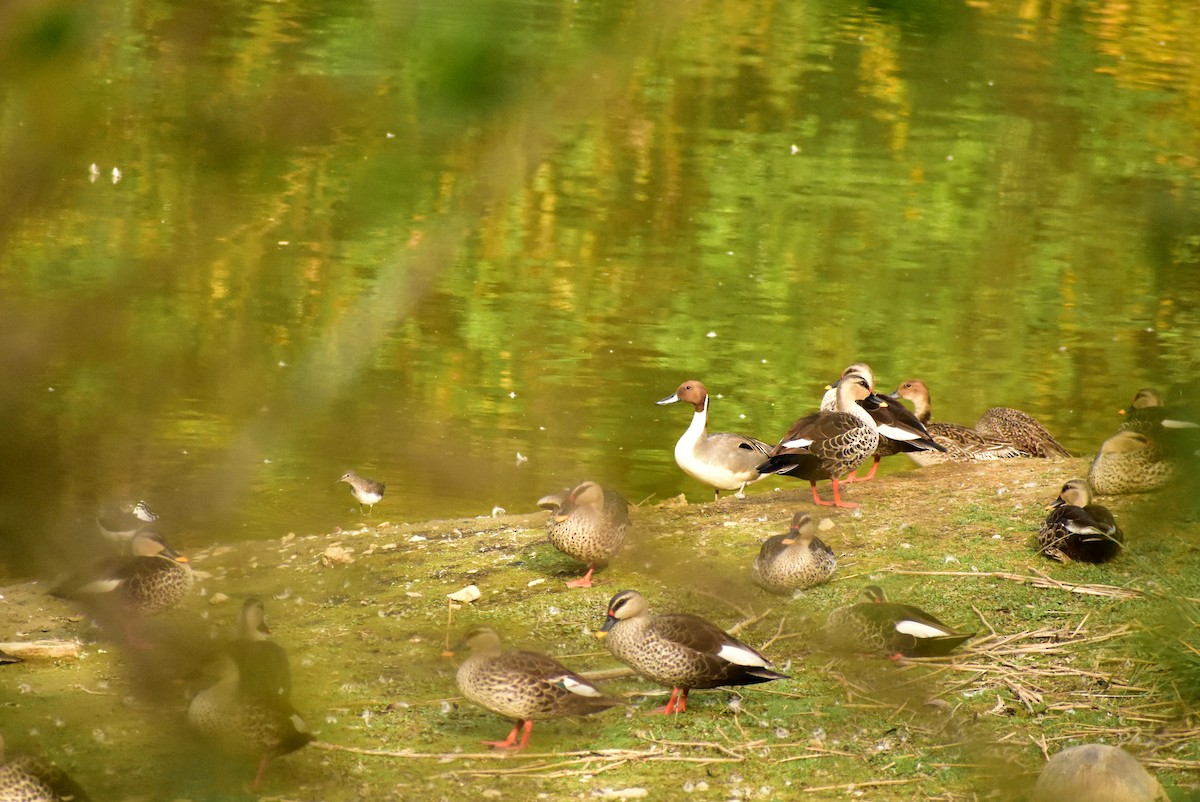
[1039,479,1124,563]
[51,532,193,620]
[1032,744,1168,802]
[1087,430,1175,495]
[0,731,93,802]
[188,648,313,789]
[450,627,622,750]
[656,380,772,500]
[596,590,787,714]
[538,481,629,588]
[975,404,1069,458]
[757,373,879,508]
[751,512,836,594]
[230,598,293,706]
[823,586,973,658]
[890,379,1026,464]
[817,364,945,482]
[1118,388,1198,435]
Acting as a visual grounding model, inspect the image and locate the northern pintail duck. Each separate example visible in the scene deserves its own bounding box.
[96,499,158,545]
[823,586,973,658]
[0,731,93,802]
[890,379,1025,465]
[974,404,1070,458]
[596,589,787,714]
[52,531,193,620]
[1039,479,1123,563]
[751,512,836,594]
[656,380,772,500]
[450,627,622,750]
[537,481,629,588]
[757,373,879,508]
[337,470,384,514]
[1087,430,1175,495]
[1032,744,1168,802]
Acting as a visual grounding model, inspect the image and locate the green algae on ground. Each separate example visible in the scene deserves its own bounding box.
[2,458,1200,800]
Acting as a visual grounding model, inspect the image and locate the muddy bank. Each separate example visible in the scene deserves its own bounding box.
[3,458,1199,801]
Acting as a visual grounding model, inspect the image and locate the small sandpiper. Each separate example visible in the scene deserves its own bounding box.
[337,471,385,515]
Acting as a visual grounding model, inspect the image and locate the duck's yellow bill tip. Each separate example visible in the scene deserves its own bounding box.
[593,631,607,640]
[440,650,455,658]
[175,556,190,563]
[553,514,570,523]
[1118,409,1127,415]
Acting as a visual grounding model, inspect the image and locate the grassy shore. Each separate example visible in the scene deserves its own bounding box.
[3,457,1199,800]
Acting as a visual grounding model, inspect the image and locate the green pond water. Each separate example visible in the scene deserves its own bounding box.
[2,0,1199,575]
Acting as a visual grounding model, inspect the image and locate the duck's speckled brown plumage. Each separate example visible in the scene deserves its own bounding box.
[597,590,786,714]
[0,733,92,802]
[890,379,1026,465]
[751,512,836,594]
[758,375,879,508]
[188,599,311,789]
[453,628,621,749]
[823,586,973,657]
[1032,744,1168,802]
[188,654,313,789]
[539,481,629,587]
[1088,430,1175,495]
[51,532,193,618]
[1039,479,1123,563]
[975,406,1070,458]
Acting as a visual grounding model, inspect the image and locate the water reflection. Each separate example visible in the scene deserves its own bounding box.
[1,0,1199,579]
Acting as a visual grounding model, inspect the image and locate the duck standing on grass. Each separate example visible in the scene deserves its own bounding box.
[823,586,973,658]
[817,364,944,482]
[448,627,622,750]
[1039,479,1124,563]
[538,481,629,588]
[656,379,772,500]
[751,511,836,594]
[188,598,313,790]
[596,589,786,714]
[757,373,879,508]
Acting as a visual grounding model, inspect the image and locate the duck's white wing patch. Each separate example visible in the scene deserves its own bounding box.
[78,579,123,595]
[780,437,814,449]
[1064,520,1105,536]
[894,619,951,639]
[717,642,769,667]
[875,424,921,441]
[1162,418,1199,429]
[552,674,603,697]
